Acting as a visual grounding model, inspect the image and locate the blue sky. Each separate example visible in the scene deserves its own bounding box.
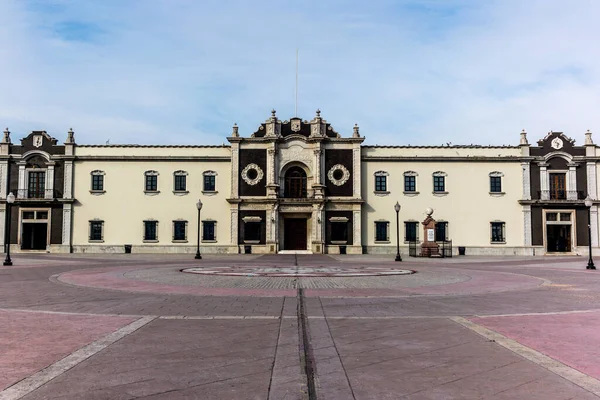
[1,0,599,146]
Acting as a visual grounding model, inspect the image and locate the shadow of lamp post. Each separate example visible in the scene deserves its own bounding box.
[195,199,203,260]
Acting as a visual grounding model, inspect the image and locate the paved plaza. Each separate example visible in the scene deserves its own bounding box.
[1,254,600,399]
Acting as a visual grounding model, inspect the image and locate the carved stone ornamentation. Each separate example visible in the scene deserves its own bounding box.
[327,164,350,186]
[291,120,301,132]
[279,145,313,171]
[241,163,264,186]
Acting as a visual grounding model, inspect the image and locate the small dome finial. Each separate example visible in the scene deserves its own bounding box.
[315,109,321,117]
[353,123,360,138]
[231,123,239,137]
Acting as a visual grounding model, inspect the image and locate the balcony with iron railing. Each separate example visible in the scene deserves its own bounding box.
[537,190,586,201]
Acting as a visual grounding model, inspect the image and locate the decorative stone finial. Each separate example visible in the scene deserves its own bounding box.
[231,123,239,137]
[66,127,75,144]
[315,109,321,118]
[585,129,594,145]
[425,207,434,216]
[2,127,10,144]
[520,129,528,145]
[353,123,360,138]
[271,109,276,117]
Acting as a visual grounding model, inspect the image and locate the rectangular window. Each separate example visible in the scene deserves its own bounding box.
[404,176,416,192]
[435,222,448,242]
[490,176,502,193]
[375,221,388,242]
[204,175,216,191]
[145,175,158,192]
[28,171,46,198]
[89,221,103,241]
[375,176,387,192]
[405,222,418,242]
[174,175,186,191]
[173,221,186,241]
[91,175,104,191]
[433,176,445,192]
[144,221,158,241]
[203,221,216,241]
[491,222,505,243]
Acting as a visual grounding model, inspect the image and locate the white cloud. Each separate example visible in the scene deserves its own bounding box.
[1,0,600,146]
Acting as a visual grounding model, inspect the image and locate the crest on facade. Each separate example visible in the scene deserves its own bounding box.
[33,135,43,148]
[327,164,350,186]
[291,119,301,132]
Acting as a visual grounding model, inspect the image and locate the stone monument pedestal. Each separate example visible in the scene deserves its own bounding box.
[420,209,440,257]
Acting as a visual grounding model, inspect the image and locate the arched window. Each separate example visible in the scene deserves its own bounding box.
[285,166,307,198]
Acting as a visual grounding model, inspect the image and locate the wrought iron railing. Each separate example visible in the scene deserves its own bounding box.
[408,240,452,258]
[13,189,63,199]
[537,190,585,200]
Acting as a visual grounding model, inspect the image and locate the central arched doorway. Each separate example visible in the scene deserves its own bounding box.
[284,166,307,198]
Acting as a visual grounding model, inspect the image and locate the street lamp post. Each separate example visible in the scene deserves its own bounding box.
[585,196,595,270]
[394,201,402,262]
[195,199,203,260]
[4,192,15,266]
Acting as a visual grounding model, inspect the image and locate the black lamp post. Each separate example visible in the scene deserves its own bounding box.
[585,196,595,270]
[195,199,203,260]
[4,192,15,266]
[394,201,402,262]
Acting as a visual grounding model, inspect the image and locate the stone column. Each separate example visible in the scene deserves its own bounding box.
[523,205,532,246]
[63,161,73,199]
[521,162,531,200]
[45,164,55,199]
[539,163,549,200]
[587,162,597,199]
[567,163,577,200]
[62,203,72,247]
[266,148,278,198]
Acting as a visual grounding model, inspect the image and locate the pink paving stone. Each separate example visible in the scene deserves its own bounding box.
[470,311,600,380]
[0,310,136,390]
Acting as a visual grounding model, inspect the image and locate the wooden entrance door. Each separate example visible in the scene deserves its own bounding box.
[549,173,566,200]
[284,219,307,250]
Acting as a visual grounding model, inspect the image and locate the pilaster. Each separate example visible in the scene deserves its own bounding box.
[0,206,5,249]
[539,162,549,200]
[352,145,361,198]
[63,161,73,199]
[266,147,278,198]
[523,205,532,246]
[0,161,7,199]
[62,204,72,247]
[17,163,26,197]
[591,205,598,247]
[567,163,577,200]
[587,162,597,199]
[353,209,361,248]
[230,143,240,199]
[230,207,239,250]
[45,163,55,199]
[521,162,531,200]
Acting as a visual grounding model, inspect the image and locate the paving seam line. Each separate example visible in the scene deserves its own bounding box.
[450,316,600,396]
[0,316,156,400]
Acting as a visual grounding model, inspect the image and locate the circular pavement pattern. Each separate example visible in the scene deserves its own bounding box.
[181,265,416,277]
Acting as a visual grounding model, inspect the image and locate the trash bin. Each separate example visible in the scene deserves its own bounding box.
[339,245,347,255]
[244,245,252,254]
[124,244,132,254]
[458,246,466,256]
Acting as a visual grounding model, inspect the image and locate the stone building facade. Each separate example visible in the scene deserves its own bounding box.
[1,110,598,256]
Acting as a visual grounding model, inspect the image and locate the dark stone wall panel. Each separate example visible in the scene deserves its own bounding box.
[239,149,267,197]
[324,150,353,197]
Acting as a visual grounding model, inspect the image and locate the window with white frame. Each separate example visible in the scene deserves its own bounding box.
[404,171,418,192]
[432,171,447,193]
[144,171,159,192]
[203,171,217,192]
[489,171,504,193]
[405,221,418,242]
[374,171,388,192]
[491,222,505,243]
[173,220,187,241]
[91,170,105,192]
[173,170,188,192]
[144,220,158,241]
[203,221,216,241]
[375,221,389,242]
[89,220,104,241]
